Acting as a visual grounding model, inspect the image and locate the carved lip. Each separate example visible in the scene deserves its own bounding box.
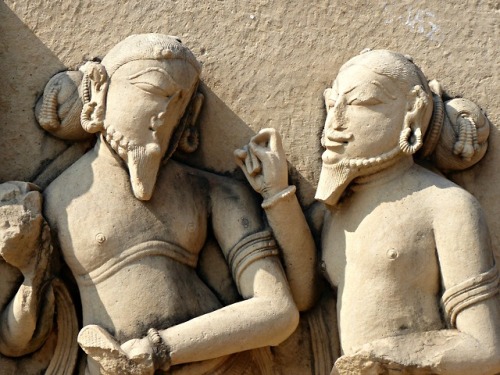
[324,140,348,149]
[324,131,352,149]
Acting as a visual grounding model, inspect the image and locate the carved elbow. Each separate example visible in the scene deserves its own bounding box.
[268,298,300,346]
[490,346,500,374]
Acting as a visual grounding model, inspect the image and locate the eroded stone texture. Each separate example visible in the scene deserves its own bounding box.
[1,1,499,264]
[237,49,499,374]
[38,34,300,374]
[0,1,499,374]
[0,182,78,374]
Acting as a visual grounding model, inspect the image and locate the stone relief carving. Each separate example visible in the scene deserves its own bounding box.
[10,33,301,374]
[0,182,78,374]
[1,32,498,375]
[236,50,499,374]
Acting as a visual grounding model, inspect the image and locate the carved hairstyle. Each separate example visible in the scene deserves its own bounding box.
[341,49,490,172]
[36,34,203,154]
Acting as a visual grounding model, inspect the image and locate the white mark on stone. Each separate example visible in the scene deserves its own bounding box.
[250,14,256,20]
[382,4,442,42]
[405,8,441,42]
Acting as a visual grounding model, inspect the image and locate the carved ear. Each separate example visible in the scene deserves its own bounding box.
[323,88,333,106]
[399,85,429,154]
[189,92,204,127]
[80,62,109,134]
[177,92,204,153]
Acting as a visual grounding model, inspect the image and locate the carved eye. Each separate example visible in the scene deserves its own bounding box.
[128,68,180,98]
[326,98,336,109]
[348,96,382,106]
[131,82,172,97]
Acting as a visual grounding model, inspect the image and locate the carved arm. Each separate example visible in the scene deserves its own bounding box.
[235,128,318,311]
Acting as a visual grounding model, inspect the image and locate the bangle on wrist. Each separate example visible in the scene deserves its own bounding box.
[147,328,171,370]
[261,185,296,209]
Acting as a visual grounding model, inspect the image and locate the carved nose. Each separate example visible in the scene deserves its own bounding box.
[325,108,344,134]
[327,98,347,131]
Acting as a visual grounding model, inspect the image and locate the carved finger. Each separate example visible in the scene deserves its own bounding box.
[235,154,255,184]
[234,148,248,162]
[248,140,270,161]
[268,128,284,153]
[242,145,255,174]
[251,128,274,148]
[247,148,262,176]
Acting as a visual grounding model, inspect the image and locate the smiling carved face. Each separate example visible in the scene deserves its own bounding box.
[103,58,199,200]
[321,64,408,166]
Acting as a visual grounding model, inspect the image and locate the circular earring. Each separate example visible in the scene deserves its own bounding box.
[399,127,423,154]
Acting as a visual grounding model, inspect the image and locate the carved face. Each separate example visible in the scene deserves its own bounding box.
[316,62,417,206]
[103,59,199,200]
[321,64,408,165]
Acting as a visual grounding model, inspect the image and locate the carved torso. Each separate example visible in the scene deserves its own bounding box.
[44,142,222,342]
[321,165,452,354]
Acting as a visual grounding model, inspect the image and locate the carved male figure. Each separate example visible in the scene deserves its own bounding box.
[0,182,54,358]
[236,50,499,374]
[41,34,298,374]
[0,182,78,375]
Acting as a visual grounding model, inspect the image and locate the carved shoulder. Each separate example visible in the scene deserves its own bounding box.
[430,181,493,287]
[43,151,95,231]
[42,180,63,232]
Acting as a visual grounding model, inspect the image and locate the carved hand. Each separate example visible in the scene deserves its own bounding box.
[333,353,401,375]
[234,128,289,199]
[0,219,51,279]
[78,325,156,375]
[333,345,435,375]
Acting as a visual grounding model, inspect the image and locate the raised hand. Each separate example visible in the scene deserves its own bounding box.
[234,128,289,199]
[0,187,51,279]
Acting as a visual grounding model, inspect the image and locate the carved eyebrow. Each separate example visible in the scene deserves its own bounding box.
[333,84,356,97]
[370,80,397,100]
[127,67,181,91]
[346,81,396,101]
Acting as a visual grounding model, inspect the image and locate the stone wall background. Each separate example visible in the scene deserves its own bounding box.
[1,0,499,263]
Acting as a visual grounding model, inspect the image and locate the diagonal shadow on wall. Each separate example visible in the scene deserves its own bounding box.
[0,2,72,183]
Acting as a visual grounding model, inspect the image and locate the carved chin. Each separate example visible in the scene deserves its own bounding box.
[315,146,403,206]
[127,144,162,201]
[315,160,356,207]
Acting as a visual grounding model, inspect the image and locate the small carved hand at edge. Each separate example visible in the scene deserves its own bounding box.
[0,218,51,280]
[234,128,289,200]
[332,347,434,375]
[332,353,395,375]
[78,325,171,375]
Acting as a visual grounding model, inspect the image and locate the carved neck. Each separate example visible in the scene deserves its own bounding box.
[94,135,127,169]
[351,155,414,191]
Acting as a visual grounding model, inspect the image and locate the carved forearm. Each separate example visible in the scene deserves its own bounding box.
[159,257,299,366]
[339,300,500,375]
[0,277,54,357]
[354,330,498,375]
[262,185,318,311]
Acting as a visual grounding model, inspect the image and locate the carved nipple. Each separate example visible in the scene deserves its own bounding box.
[386,248,399,260]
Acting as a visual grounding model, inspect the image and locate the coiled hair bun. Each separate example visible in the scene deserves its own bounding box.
[35,67,93,141]
[417,80,490,172]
